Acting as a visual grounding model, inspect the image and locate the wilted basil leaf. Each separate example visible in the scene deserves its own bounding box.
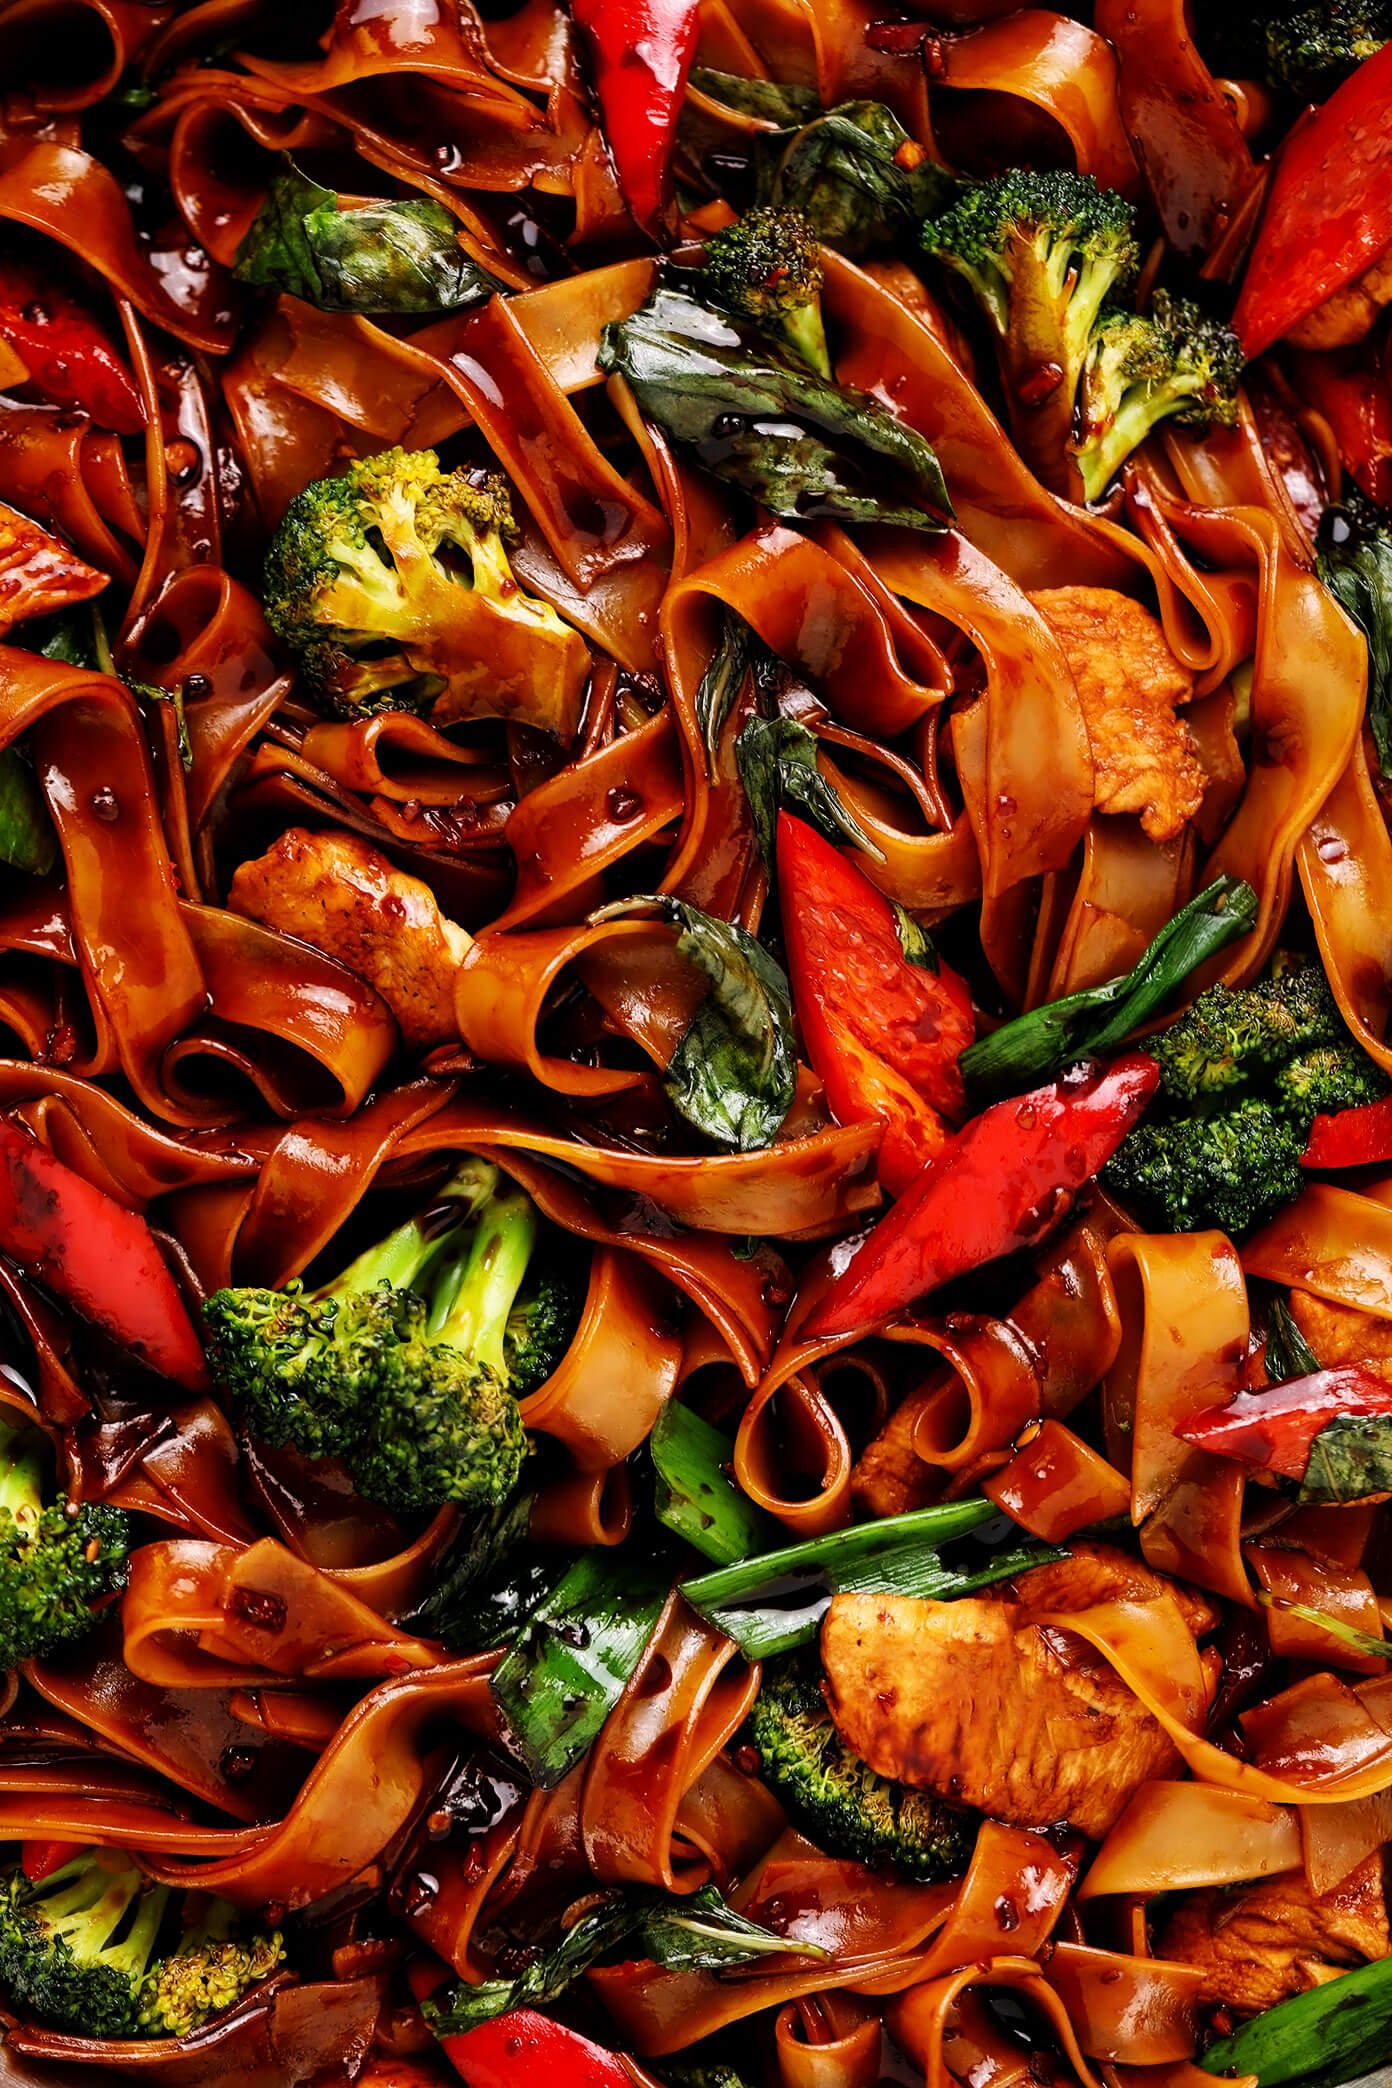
[1318,495,1392,776]
[234,161,502,315]
[599,281,951,532]
[637,1883,827,1971]
[696,607,752,755]
[755,100,956,256]
[892,901,938,971]
[1299,1414,1392,1505]
[0,750,53,876]
[690,68,822,125]
[665,898,798,1151]
[735,713,882,868]
[1265,1296,1322,1384]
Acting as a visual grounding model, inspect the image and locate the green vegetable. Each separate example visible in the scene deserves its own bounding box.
[0,1410,130,1670]
[1255,1591,1390,1658]
[651,1401,782,1565]
[689,69,822,124]
[661,2066,756,2088]
[1299,1418,1392,1507]
[959,874,1258,1099]
[681,1498,1060,1660]
[695,608,752,756]
[749,1652,973,1879]
[598,281,951,531]
[234,160,501,314]
[1076,290,1246,504]
[1201,1955,1392,2086]
[1104,963,1388,1238]
[203,1158,571,1518]
[424,1884,822,2037]
[922,169,1139,495]
[1200,3,1391,103]
[0,748,54,876]
[755,100,955,256]
[0,1852,283,2039]
[701,207,831,375]
[657,896,799,1151]
[1264,1296,1322,1382]
[1317,494,1392,778]
[404,1493,562,1654]
[261,444,586,729]
[488,1548,670,1784]
[735,713,882,870]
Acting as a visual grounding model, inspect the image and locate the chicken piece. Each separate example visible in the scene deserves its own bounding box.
[0,497,107,631]
[1007,1540,1220,1642]
[823,1587,1187,1839]
[1030,587,1204,843]
[1159,1856,1389,2015]
[1288,245,1392,353]
[229,827,470,1051]
[1289,1290,1392,1382]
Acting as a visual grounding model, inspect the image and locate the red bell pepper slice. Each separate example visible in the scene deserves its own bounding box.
[1234,40,1392,358]
[802,1053,1160,1338]
[21,1840,81,1883]
[0,263,146,435]
[435,2009,630,2088]
[777,813,974,1198]
[0,1119,207,1391]
[1177,1369,1392,1479]
[568,0,701,234]
[1302,1094,1392,1172]
[1291,344,1392,506]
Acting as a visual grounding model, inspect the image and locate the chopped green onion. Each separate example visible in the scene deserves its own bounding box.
[651,1402,781,1565]
[960,874,1258,1099]
[1255,1591,1391,1663]
[681,1498,1061,1659]
[1201,1955,1392,2086]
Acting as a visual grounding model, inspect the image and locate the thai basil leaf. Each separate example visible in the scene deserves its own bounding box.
[637,1883,828,1970]
[0,750,54,876]
[664,898,798,1151]
[959,875,1259,1099]
[488,1549,669,1785]
[1298,1414,1392,1505]
[234,161,501,315]
[424,1897,634,2035]
[405,1492,559,1653]
[599,282,951,532]
[892,901,938,972]
[651,1401,782,1565]
[1265,1297,1322,1383]
[681,1497,1061,1660]
[1201,1955,1392,2086]
[1317,497,1392,776]
[696,608,751,756]
[755,101,956,256]
[690,69,821,124]
[735,713,883,868]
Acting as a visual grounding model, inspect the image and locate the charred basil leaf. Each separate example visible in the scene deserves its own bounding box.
[755,100,957,256]
[735,712,882,869]
[599,281,951,531]
[691,68,821,124]
[234,161,502,315]
[1317,495,1392,776]
[695,607,752,756]
[663,897,798,1151]
[637,1883,827,1971]
[1298,1413,1392,1505]
[1264,1296,1322,1383]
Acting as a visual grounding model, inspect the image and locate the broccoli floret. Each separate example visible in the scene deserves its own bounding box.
[0,1853,282,2039]
[1103,962,1388,1237]
[922,170,1138,495]
[1200,3,1391,101]
[700,207,831,376]
[1151,965,1344,1104]
[0,1412,129,1670]
[1075,290,1245,502]
[747,1654,973,1881]
[203,1160,575,1518]
[1103,1096,1306,1237]
[262,446,587,734]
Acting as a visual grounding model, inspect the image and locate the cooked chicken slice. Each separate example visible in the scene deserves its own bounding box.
[822,1587,1186,1839]
[1007,1540,1220,1641]
[1288,246,1392,353]
[1288,1290,1392,1382]
[1030,587,1204,843]
[1159,1856,1389,2015]
[229,827,470,1051]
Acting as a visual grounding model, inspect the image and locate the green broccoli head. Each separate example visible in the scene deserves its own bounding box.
[921,169,1139,495]
[748,1654,972,1881]
[262,447,589,737]
[1102,1096,1306,1237]
[0,1855,283,2042]
[1202,3,1391,101]
[1075,290,1245,502]
[201,1162,587,1519]
[700,207,831,376]
[0,1416,130,1671]
[1274,1044,1389,1124]
[1151,965,1344,1104]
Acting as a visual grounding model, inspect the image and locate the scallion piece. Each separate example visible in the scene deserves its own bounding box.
[651,1401,781,1565]
[959,874,1258,1099]
[1201,1956,1392,2087]
[680,1498,1061,1659]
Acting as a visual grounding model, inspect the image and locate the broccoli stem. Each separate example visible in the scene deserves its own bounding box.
[428,1190,537,1375]
[41,1857,168,1984]
[0,1415,45,1527]
[325,1158,500,1300]
[778,304,831,378]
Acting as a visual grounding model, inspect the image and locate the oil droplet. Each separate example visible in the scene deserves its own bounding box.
[89,787,120,822]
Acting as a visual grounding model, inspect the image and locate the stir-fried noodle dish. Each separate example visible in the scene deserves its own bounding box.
[5,2,1392,2083]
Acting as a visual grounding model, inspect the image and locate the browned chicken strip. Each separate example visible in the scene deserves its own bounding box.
[1159,1856,1390,2015]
